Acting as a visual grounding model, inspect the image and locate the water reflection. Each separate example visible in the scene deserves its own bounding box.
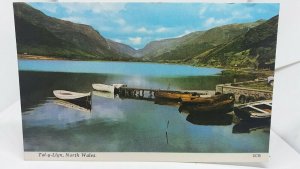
[186,113,233,126]
[93,90,115,99]
[232,120,271,134]
[154,98,181,107]
[20,70,270,153]
[53,99,91,113]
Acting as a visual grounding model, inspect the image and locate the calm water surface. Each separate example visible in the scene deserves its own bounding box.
[19,60,270,152]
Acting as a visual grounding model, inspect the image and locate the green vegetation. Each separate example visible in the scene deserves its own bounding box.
[142,16,278,71]
[14,3,135,61]
[14,3,278,72]
[234,81,273,91]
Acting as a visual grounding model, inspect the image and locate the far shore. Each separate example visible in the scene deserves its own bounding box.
[18,54,73,60]
[18,54,274,78]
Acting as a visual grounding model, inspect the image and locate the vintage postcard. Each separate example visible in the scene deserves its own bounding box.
[13,1,279,162]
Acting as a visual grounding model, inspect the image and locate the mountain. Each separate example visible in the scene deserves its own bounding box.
[139,15,278,69]
[14,3,278,69]
[135,31,204,57]
[189,15,279,68]
[107,39,136,57]
[13,3,133,60]
[138,21,264,61]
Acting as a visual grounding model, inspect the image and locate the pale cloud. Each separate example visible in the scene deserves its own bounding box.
[199,6,207,17]
[204,17,231,28]
[136,26,170,34]
[137,27,151,33]
[120,25,134,33]
[60,16,87,24]
[37,3,57,13]
[112,38,122,43]
[115,18,126,26]
[155,27,169,33]
[199,4,253,28]
[176,30,193,38]
[59,3,126,14]
[231,11,252,19]
[129,37,142,45]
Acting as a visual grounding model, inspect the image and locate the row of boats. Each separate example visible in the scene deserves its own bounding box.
[53,83,272,121]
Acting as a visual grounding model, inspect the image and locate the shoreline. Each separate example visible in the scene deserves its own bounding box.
[17,54,274,78]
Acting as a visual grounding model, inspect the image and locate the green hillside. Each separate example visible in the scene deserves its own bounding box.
[190,15,279,69]
[14,3,134,60]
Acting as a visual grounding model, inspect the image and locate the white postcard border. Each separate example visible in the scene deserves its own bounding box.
[24,152,269,162]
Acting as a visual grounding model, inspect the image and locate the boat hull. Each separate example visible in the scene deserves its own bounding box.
[154,91,199,100]
[92,84,115,93]
[181,93,234,105]
[179,99,234,114]
[53,90,91,108]
[234,107,271,121]
[234,100,272,121]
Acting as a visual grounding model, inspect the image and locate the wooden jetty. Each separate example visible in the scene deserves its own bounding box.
[116,86,215,100]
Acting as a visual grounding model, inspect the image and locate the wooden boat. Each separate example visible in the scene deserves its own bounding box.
[234,100,272,121]
[53,100,91,113]
[92,83,115,93]
[181,93,234,105]
[178,95,235,114]
[154,90,199,100]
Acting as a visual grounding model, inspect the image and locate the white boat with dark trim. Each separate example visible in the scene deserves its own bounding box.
[92,83,115,93]
[234,100,272,120]
[112,83,127,89]
[53,90,91,105]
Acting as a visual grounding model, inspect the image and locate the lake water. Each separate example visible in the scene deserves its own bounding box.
[19,60,270,152]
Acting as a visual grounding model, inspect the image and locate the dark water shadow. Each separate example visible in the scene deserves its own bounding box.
[186,113,233,126]
[232,120,271,134]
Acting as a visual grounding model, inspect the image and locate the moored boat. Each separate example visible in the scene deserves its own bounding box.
[234,100,272,121]
[92,83,115,93]
[53,90,91,105]
[154,90,199,100]
[179,94,235,114]
[112,84,127,89]
[180,93,234,105]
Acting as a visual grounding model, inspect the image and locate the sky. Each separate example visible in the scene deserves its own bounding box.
[29,3,279,49]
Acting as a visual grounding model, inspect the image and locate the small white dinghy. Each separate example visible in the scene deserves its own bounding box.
[53,90,91,101]
[112,84,127,89]
[92,84,115,93]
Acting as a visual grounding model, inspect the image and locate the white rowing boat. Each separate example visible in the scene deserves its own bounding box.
[112,83,127,89]
[234,100,272,120]
[92,83,115,93]
[53,90,91,100]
